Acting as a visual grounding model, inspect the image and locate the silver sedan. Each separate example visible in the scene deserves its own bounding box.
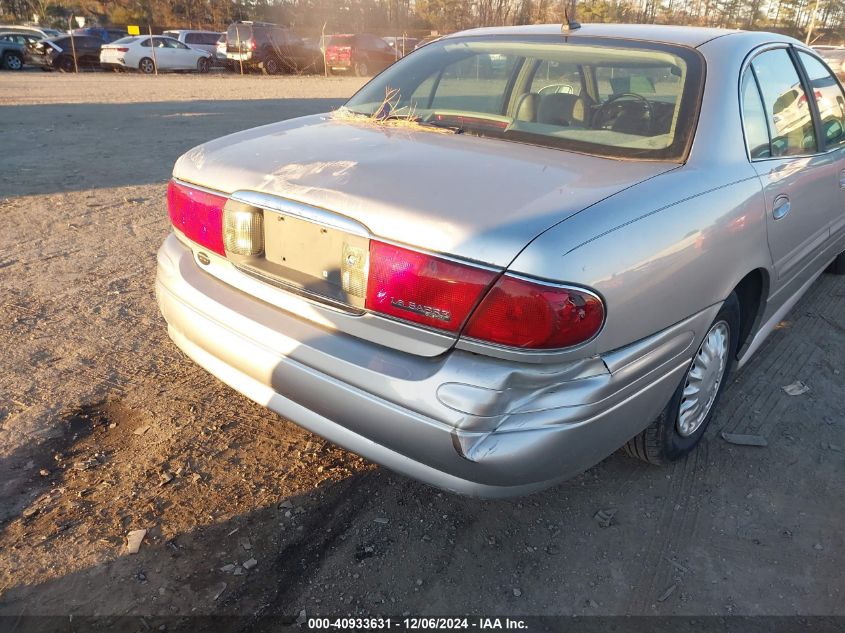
[156,24,845,496]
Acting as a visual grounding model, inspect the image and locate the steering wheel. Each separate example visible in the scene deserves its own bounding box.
[593,92,654,134]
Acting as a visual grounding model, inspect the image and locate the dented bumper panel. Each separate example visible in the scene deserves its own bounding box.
[156,234,713,496]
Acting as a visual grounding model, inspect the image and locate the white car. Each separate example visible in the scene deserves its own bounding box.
[100,35,212,74]
[162,29,222,60]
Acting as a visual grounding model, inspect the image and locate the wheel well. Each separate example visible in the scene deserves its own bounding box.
[732,269,768,358]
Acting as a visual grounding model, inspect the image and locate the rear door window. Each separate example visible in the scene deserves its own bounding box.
[751,48,817,156]
[797,51,845,149]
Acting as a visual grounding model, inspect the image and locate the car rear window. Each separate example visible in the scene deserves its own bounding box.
[344,34,704,161]
[111,36,138,45]
[227,24,253,41]
[328,35,354,47]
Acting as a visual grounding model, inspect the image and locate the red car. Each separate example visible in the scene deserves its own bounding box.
[325,33,397,76]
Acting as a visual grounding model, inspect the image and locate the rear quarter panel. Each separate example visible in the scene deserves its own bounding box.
[507,163,770,354]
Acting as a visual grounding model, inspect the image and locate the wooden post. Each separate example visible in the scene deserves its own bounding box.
[236,26,244,75]
[68,16,78,73]
[148,25,158,75]
[322,22,328,78]
[806,0,822,44]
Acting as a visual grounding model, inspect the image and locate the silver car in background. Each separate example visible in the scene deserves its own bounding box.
[162,29,223,59]
[156,24,845,497]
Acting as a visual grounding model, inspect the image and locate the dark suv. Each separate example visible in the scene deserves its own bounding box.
[226,21,322,74]
[72,27,128,43]
[29,35,102,71]
[325,33,398,76]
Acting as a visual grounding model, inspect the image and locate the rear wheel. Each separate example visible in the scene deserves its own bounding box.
[263,56,281,75]
[196,57,210,73]
[3,51,23,71]
[58,55,75,72]
[826,251,845,275]
[354,60,369,77]
[624,292,740,465]
[139,57,155,74]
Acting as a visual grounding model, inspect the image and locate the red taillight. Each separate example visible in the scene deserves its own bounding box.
[463,275,604,349]
[798,91,823,107]
[115,47,129,52]
[249,39,256,51]
[365,241,496,332]
[327,45,351,60]
[166,180,226,256]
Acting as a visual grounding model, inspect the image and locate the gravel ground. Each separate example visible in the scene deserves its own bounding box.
[0,74,843,624]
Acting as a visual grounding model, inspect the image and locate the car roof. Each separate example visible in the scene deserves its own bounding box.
[164,29,220,34]
[446,23,798,49]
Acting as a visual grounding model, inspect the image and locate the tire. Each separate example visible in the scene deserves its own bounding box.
[197,57,209,73]
[58,55,75,73]
[624,292,740,465]
[263,56,281,75]
[139,57,155,74]
[354,60,369,77]
[3,51,23,71]
[826,251,845,275]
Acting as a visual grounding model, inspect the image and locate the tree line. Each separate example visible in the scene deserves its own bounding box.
[2,0,843,43]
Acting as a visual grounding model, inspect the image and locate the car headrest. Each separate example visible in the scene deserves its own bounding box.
[537,93,587,127]
[513,92,539,122]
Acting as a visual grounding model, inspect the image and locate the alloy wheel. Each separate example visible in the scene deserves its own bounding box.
[5,53,23,70]
[677,321,730,437]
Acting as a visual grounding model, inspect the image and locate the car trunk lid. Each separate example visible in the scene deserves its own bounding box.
[174,114,675,268]
[171,114,676,355]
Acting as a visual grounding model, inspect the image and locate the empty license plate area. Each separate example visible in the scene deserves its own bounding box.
[238,209,370,312]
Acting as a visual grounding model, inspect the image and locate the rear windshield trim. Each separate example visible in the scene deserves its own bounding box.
[344,34,706,163]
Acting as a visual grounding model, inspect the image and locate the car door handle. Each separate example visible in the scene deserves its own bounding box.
[772,195,791,220]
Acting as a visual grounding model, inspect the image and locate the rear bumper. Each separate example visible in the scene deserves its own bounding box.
[156,234,713,497]
[227,51,253,62]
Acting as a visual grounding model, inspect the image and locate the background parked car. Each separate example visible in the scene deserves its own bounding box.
[814,46,845,79]
[0,37,25,70]
[30,35,102,72]
[163,29,222,64]
[325,33,397,76]
[0,31,41,65]
[73,27,127,44]
[225,21,322,74]
[0,25,60,38]
[215,33,227,66]
[100,35,213,74]
[0,31,42,47]
[382,36,418,58]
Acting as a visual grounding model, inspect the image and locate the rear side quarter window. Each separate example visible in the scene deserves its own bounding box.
[741,69,772,159]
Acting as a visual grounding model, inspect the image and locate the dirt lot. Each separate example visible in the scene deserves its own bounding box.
[0,73,843,625]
